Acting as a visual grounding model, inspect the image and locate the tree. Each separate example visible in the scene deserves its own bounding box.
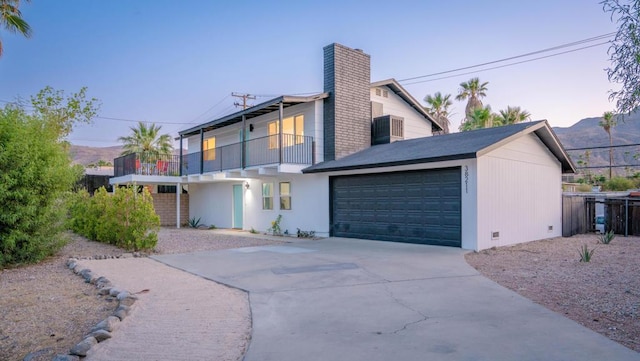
[494,106,531,126]
[0,0,32,57]
[118,122,173,158]
[455,77,489,122]
[0,87,99,267]
[460,105,494,131]
[424,92,453,134]
[600,111,617,178]
[601,0,640,115]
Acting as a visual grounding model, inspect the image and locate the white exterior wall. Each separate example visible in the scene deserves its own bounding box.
[188,182,235,228]
[187,174,330,236]
[243,174,330,236]
[370,86,432,139]
[476,134,562,250]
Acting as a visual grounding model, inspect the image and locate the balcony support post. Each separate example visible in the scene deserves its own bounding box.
[241,114,246,169]
[199,129,204,175]
[279,102,283,165]
[179,134,183,176]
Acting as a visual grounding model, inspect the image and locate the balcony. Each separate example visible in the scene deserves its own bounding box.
[114,134,314,178]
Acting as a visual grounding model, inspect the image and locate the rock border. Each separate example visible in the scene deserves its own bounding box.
[49,258,140,360]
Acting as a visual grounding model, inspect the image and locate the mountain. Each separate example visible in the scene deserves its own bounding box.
[553,112,640,173]
[70,145,123,166]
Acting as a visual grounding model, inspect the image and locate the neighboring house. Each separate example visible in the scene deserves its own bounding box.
[110,43,575,251]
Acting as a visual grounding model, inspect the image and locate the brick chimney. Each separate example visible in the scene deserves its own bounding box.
[323,43,371,161]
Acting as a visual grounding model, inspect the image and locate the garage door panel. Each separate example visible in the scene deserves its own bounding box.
[331,168,461,247]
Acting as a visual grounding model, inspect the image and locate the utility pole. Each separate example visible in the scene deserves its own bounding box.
[232,92,256,110]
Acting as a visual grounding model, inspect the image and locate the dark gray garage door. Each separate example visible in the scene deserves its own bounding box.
[330,167,461,247]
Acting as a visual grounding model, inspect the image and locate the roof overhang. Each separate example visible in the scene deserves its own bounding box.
[370,78,444,132]
[179,93,329,137]
[476,120,576,173]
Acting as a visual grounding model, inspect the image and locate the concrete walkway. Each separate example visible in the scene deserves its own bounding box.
[154,238,640,361]
[75,258,250,361]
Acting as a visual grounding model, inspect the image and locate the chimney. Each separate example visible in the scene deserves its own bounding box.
[323,43,371,161]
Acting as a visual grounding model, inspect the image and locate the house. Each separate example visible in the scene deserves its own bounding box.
[110,43,575,251]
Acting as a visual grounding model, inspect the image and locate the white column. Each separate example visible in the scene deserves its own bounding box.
[176,183,181,229]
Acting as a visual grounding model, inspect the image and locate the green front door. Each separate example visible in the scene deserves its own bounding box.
[232,184,243,229]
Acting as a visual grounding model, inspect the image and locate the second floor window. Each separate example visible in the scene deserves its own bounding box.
[268,115,304,148]
[203,137,216,161]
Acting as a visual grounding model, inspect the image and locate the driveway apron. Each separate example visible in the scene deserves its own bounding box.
[152,238,640,361]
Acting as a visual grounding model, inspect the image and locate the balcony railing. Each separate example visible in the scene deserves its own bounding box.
[114,152,181,177]
[115,134,314,177]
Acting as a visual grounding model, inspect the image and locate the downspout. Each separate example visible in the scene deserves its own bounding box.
[279,102,283,165]
[176,182,181,229]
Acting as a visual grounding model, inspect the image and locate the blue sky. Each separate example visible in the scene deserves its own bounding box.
[0,0,618,147]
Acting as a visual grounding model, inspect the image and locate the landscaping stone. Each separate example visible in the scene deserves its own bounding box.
[121,253,133,259]
[22,348,51,361]
[91,316,120,333]
[118,295,137,307]
[52,355,80,361]
[113,304,131,320]
[88,329,112,342]
[108,288,121,297]
[69,336,97,356]
[98,286,112,296]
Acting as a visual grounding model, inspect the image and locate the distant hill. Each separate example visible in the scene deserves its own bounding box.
[553,112,640,173]
[69,145,123,166]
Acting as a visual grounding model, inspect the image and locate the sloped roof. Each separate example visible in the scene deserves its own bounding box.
[303,120,576,174]
[179,93,329,137]
[371,78,443,132]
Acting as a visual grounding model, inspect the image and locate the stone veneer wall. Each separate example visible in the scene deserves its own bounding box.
[152,193,189,226]
[323,43,372,161]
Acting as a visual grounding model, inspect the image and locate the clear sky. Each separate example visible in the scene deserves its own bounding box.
[0,0,618,147]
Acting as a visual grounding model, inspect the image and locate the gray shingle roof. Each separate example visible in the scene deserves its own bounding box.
[303,120,575,173]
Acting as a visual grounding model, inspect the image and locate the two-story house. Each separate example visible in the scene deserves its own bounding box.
[111,43,575,251]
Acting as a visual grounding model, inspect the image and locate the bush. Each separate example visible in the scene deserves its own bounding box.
[68,186,160,251]
[602,177,635,191]
[0,88,97,268]
[597,230,615,245]
[578,244,595,262]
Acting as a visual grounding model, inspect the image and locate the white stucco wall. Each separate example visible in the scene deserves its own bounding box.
[370,86,432,139]
[243,174,330,236]
[187,173,330,237]
[475,133,562,250]
[188,182,235,228]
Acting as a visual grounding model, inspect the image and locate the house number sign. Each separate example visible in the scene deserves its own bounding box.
[464,165,469,194]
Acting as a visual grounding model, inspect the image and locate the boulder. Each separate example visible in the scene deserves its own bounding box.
[69,337,97,356]
[91,316,120,333]
[88,329,112,342]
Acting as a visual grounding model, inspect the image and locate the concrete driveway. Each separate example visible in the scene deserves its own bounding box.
[152,238,640,361]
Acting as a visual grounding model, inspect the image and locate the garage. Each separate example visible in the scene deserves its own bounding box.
[330,167,461,247]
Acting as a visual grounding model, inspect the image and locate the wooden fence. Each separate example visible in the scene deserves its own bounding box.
[562,194,640,237]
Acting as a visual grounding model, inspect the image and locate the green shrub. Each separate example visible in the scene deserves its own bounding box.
[576,184,593,192]
[578,244,595,262]
[68,186,159,251]
[597,230,615,244]
[188,217,201,228]
[602,177,635,191]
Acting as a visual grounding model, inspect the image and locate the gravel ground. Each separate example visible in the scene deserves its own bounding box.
[0,229,284,361]
[466,234,640,352]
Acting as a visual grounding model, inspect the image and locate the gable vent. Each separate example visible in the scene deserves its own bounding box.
[372,115,404,145]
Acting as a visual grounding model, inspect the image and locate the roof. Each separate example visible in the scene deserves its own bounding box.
[370,78,444,132]
[303,120,576,174]
[179,93,329,137]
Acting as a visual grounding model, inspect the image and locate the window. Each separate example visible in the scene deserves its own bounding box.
[203,137,216,161]
[262,183,274,210]
[279,182,291,210]
[268,115,304,148]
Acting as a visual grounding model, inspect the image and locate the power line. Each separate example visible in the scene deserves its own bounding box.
[186,94,231,125]
[232,92,256,109]
[398,32,615,83]
[401,42,609,86]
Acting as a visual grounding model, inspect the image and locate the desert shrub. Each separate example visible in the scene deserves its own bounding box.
[602,177,635,191]
[69,186,159,251]
[597,230,615,245]
[578,244,595,262]
[0,88,97,267]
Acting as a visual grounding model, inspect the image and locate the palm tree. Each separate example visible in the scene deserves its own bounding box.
[0,0,32,57]
[424,92,453,134]
[460,106,493,131]
[455,77,489,122]
[494,106,531,126]
[118,122,173,159]
[600,111,616,179]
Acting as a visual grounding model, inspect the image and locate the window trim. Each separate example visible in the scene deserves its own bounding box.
[262,182,274,210]
[279,181,291,210]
